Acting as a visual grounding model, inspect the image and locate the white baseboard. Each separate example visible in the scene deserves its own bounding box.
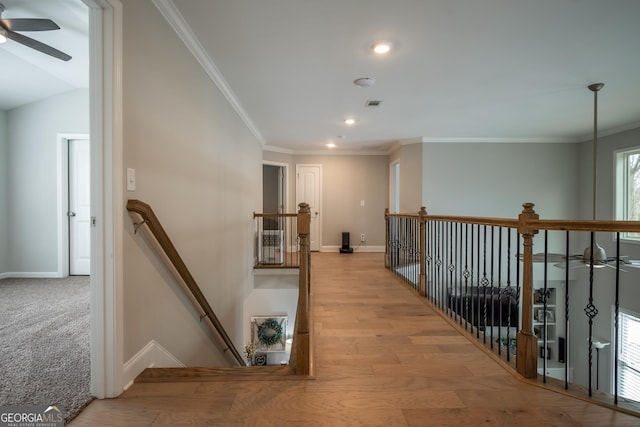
[321,245,385,253]
[0,272,62,279]
[123,340,184,390]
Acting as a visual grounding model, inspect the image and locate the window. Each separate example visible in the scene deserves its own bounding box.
[617,309,640,401]
[615,148,640,241]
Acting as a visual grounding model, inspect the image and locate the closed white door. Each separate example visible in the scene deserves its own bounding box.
[69,139,91,275]
[296,165,321,251]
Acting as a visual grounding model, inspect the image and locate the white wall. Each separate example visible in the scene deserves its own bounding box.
[5,90,89,275]
[422,142,581,219]
[243,281,298,365]
[0,110,7,274]
[121,0,262,368]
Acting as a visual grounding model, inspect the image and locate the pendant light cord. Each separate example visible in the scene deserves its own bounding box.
[592,88,598,221]
[589,83,604,221]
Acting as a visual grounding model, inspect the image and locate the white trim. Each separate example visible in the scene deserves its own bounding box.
[56,133,90,278]
[151,0,264,145]
[321,245,385,253]
[0,272,61,278]
[84,0,124,399]
[123,340,185,390]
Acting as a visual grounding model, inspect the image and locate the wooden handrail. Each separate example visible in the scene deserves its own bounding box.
[126,199,245,366]
[387,202,640,379]
[253,212,298,218]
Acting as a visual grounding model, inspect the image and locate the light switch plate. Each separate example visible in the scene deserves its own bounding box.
[127,168,136,191]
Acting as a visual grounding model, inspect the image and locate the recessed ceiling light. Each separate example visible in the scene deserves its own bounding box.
[353,77,375,88]
[344,118,356,125]
[327,143,336,148]
[372,41,392,54]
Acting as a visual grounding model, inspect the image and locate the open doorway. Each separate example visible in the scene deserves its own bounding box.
[263,162,287,215]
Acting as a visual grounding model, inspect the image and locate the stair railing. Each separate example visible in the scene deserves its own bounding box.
[386,202,640,416]
[290,202,312,375]
[126,199,245,366]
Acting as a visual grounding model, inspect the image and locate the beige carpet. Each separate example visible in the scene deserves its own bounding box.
[0,276,93,423]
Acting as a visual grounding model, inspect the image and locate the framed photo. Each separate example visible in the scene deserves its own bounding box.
[251,316,287,352]
[545,310,555,323]
[537,309,546,322]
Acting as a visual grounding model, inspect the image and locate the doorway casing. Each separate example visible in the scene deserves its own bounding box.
[84,0,124,399]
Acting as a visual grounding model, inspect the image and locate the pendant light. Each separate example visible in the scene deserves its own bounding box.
[582,83,607,267]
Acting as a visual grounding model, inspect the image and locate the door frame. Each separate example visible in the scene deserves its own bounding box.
[56,133,90,278]
[263,161,289,212]
[84,0,124,399]
[296,164,322,251]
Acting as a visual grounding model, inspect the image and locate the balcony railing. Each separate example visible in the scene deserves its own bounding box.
[253,206,312,376]
[253,212,299,268]
[385,203,640,416]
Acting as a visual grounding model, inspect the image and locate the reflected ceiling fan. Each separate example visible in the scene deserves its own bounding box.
[553,254,640,271]
[0,3,71,61]
[522,253,640,271]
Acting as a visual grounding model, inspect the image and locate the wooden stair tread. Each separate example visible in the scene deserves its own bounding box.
[135,366,313,383]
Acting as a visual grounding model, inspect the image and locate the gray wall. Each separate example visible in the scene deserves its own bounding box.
[421,142,581,219]
[4,90,89,275]
[569,127,640,391]
[122,0,262,366]
[263,151,388,249]
[389,143,423,213]
[0,110,7,274]
[294,154,388,248]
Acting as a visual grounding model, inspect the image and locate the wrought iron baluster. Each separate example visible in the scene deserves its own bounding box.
[584,231,598,397]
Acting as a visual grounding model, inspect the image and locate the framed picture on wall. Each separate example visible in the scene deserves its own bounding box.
[251,316,287,352]
[546,310,555,323]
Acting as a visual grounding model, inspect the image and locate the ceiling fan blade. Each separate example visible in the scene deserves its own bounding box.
[5,30,71,61]
[1,18,60,31]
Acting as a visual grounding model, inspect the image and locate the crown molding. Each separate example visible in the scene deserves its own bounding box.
[152,0,265,145]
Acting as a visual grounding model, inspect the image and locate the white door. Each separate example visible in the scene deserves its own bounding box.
[296,165,321,251]
[69,139,91,275]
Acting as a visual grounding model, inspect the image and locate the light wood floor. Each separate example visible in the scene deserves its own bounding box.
[70,253,640,426]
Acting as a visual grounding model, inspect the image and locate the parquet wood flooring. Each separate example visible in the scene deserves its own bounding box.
[70,252,640,426]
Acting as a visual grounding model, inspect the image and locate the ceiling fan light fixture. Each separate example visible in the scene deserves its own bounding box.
[583,242,607,268]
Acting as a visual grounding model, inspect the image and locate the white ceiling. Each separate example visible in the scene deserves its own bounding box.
[0,0,88,110]
[3,1,640,155]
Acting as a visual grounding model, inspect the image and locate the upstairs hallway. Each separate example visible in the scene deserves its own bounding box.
[70,253,640,426]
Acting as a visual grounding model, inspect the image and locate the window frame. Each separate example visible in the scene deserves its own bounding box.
[614,146,640,243]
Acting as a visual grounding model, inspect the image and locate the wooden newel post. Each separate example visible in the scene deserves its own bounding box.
[296,202,311,375]
[516,202,539,378]
[418,207,428,297]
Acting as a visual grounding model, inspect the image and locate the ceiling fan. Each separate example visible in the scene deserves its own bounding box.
[523,252,640,271]
[553,253,640,271]
[0,2,71,61]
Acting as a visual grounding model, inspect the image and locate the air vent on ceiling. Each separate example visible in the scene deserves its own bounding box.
[366,100,382,108]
